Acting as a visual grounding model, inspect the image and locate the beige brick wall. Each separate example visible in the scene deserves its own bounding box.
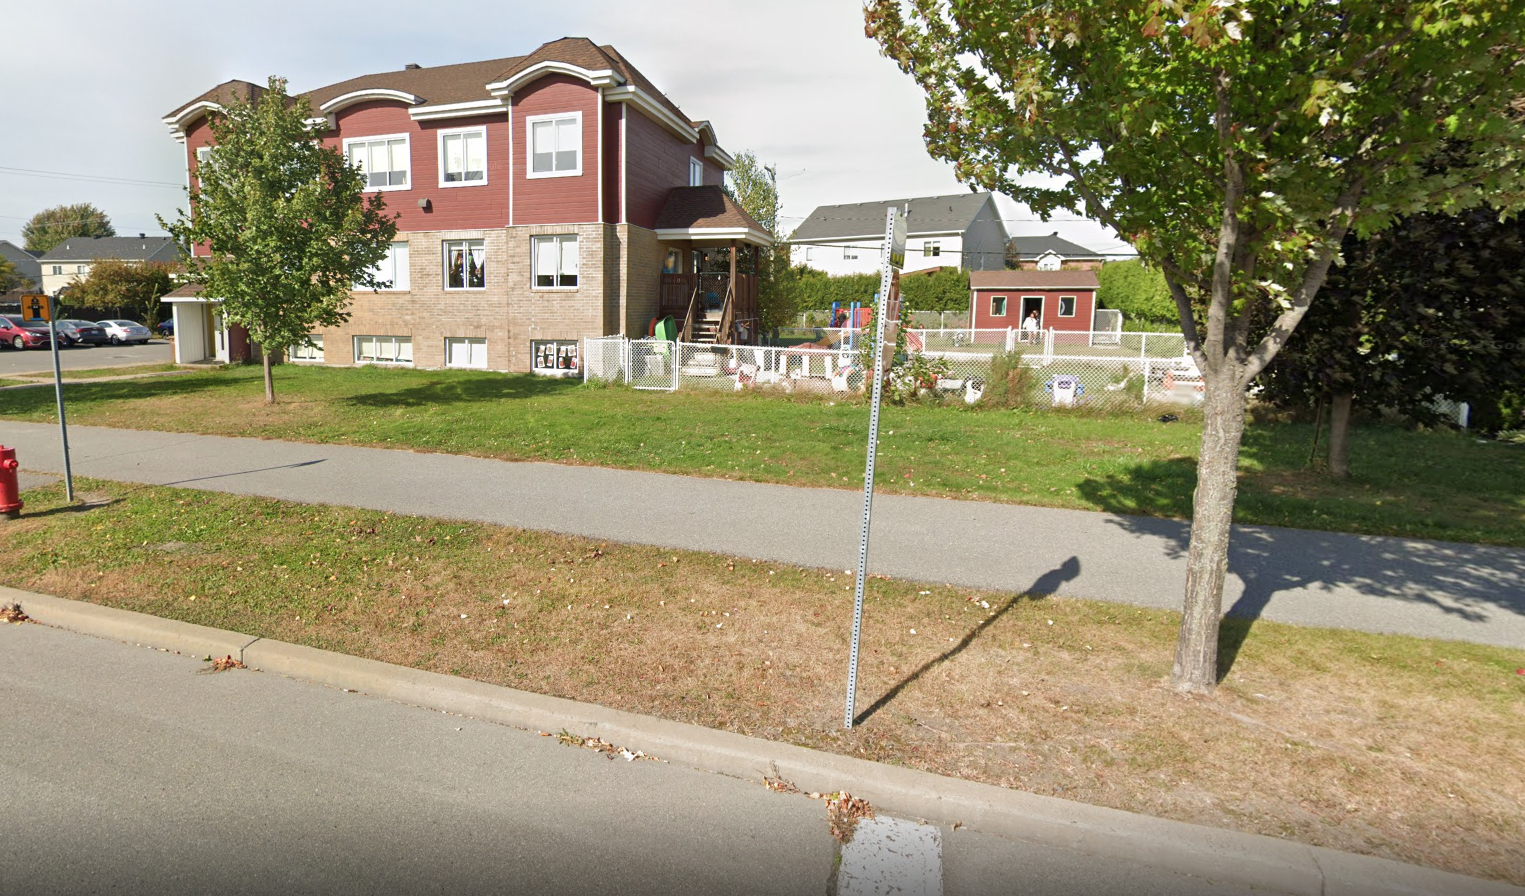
[312,223,668,373]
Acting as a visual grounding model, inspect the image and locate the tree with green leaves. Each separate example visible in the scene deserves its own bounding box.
[162,76,396,404]
[867,0,1525,692]
[66,259,178,325]
[23,203,115,255]
[1095,258,1175,325]
[0,255,18,293]
[1259,208,1525,470]
[725,151,796,331]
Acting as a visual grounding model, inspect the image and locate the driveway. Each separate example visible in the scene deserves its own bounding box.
[0,338,173,377]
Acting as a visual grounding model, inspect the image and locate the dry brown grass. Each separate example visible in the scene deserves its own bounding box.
[5,481,1523,884]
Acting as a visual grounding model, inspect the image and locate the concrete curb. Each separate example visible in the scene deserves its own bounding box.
[7,587,1520,896]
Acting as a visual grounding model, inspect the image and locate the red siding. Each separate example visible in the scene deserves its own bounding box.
[971,288,1095,331]
[322,102,510,232]
[511,75,600,225]
[185,117,217,257]
[623,107,708,229]
[603,102,622,224]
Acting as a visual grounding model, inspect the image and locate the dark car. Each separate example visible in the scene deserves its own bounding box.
[0,315,53,350]
[54,319,110,347]
[156,318,174,337]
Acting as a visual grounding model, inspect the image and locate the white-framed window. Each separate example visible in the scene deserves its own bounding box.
[353,335,412,365]
[688,157,703,187]
[923,240,941,258]
[445,337,488,369]
[526,112,581,178]
[532,235,578,288]
[439,127,487,186]
[1036,253,1063,271]
[290,334,324,362]
[344,134,410,191]
[51,265,62,275]
[360,241,409,291]
[443,240,486,290]
[195,146,213,167]
[76,265,88,275]
[990,296,1008,317]
[805,247,814,262]
[843,246,858,260]
[1058,295,1078,317]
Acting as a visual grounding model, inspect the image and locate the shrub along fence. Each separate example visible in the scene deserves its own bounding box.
[584,330,1200,411]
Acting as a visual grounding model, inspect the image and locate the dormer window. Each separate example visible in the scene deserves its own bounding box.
[527,113,581,178]
[1036,252,1062,271]
[345,135,410,191]
[440,127,487,186]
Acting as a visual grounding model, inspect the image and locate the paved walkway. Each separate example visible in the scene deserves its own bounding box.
[3,421,1523,649]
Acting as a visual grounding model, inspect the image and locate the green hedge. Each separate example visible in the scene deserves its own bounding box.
[787,265,971,315]
[1095,258,1176,324]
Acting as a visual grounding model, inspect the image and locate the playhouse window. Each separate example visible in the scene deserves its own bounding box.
[990,296,1007,317]
[1058,295,1077,317]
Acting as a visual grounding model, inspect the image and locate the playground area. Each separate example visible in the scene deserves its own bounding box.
[584,327,1203,410]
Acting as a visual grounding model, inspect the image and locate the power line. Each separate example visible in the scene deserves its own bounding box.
[0,166,183,189]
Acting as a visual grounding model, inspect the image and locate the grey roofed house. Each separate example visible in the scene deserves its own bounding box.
[0,239,43,288]
[790,192,1008,272]
[791,192,996,241]
[39,236,181,264]
[1008,232,1108,265]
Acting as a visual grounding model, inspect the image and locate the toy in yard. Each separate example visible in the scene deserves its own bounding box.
[1045,374,1085,407]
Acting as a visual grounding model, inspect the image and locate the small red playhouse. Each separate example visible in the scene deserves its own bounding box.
[968,270,1099,335]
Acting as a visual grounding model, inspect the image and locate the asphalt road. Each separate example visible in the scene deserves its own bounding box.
[0,338,172,377]
[0,621,1255,896]
[3,421,1523,649]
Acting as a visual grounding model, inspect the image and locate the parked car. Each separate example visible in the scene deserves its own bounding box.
[54,319,110,347]
[0,315,54,349]
[156,318,174,337]
[96,320,153,345]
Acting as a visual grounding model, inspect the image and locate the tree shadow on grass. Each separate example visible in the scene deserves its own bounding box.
[853,557,1081,726]
[1075,456,1525,681]
[342,372,580,409]
[0,372,248,415]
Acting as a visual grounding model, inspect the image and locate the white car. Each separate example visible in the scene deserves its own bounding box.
[96,320,153,345]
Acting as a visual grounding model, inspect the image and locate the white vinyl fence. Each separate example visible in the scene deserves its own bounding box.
[585,329,1203,410]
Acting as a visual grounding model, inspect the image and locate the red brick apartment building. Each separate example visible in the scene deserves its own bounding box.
[162,38,771,374]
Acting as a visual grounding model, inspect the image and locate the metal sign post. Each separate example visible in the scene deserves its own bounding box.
[40,296,74,502]
[844,206,907,729]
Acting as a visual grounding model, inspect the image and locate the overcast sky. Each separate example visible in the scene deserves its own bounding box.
[0,0,1126,254]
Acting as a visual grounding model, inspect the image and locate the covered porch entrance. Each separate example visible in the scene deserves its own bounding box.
[654,185,773,346]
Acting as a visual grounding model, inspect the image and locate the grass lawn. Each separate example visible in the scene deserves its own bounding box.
[0,363,1521,545]
[4,479,1523,884]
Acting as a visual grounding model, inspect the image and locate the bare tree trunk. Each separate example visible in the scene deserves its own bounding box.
[1171,372,1247,694]
[262,349,275,405]
[1328,392,1353,478]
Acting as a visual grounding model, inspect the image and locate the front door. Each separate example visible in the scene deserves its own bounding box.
[213,309,230,363]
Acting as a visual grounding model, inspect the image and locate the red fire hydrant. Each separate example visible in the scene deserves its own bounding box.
[0,445,22,519]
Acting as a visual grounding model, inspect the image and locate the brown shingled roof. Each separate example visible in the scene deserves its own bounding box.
[161,282,206,300]
[167,38,709,143]
[655,186,770,236]
[164,79,267,121]
[305,55,525,109]
[969,270,1099,289]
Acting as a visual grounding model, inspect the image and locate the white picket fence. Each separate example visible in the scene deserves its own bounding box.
[584,330,1202,409]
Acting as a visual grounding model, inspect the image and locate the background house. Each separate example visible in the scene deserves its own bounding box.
[0,239,43,290]
[969,270,1099,333]
[162,37,771,373]
[789,192,1008,276]
[38,236,180,296]
[1006,233,1109,271]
